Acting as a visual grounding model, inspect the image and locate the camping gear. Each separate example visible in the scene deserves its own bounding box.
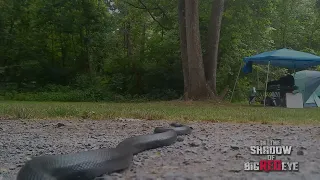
[249,87,257,104]
[231,48,320,108]
[242,48,320,73]
[293,70,320,107]
[286,93,304,108]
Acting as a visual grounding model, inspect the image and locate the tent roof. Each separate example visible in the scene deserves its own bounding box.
[242,48,320,73]
[293,70,320,103]
[294,70,320,78]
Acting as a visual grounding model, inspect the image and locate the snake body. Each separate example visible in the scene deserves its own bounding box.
[16,123,192,180]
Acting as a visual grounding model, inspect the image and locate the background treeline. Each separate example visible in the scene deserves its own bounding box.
[1,0,320,102]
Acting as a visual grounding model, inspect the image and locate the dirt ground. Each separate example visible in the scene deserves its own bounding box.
[1,119,320,180]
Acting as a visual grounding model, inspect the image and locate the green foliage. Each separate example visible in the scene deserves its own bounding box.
[1,0,320,102]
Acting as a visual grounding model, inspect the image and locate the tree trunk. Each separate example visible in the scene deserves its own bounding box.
[126,22,132,57]
[204,0,225,95]
[140,23,146,61]
[308,29,314,49]
[178,0,189,99]
[184,0,209,100]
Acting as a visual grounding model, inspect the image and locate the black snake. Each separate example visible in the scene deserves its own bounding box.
[16,123,192,180]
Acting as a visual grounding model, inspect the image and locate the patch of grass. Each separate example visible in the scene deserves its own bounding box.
[0,100,320,125]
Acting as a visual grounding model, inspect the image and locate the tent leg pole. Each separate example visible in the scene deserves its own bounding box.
[230,63,243,102]
[257,67,259,89]
[264,61,271,107]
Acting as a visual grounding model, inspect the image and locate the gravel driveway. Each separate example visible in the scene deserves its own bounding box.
[1,119,320,180]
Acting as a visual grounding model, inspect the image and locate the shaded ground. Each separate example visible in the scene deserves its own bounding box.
[1,119,320,180]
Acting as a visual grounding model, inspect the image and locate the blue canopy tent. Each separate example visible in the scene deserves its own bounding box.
[242,48,320,73]
[231,48,320,106]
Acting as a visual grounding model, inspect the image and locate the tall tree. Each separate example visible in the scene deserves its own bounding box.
[184,0,211,100]
[204,0,225,95]
[178,0,225,100]
[178,0,189,97]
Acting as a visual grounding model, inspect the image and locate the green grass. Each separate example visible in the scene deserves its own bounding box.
[0,100,319,125]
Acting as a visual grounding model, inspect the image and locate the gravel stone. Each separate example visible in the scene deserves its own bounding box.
[0,119,319,180]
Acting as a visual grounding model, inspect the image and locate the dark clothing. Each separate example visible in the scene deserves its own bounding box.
[267,74,295,100]
[267,74,294,87]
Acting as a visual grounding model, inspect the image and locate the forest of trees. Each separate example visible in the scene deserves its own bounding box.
[1,0,320,102]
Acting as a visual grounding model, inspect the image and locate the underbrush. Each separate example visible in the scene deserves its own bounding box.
[0,85,180,102]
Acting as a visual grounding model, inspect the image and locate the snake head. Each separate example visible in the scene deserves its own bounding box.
[170,123,183,127]
[170,123,193,130]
